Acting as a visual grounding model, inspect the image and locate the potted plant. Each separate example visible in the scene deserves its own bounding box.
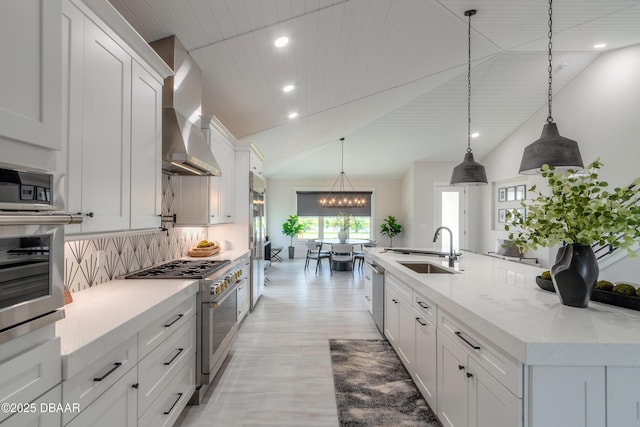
[335,212,352,242]
[380,215,403,247]
[282,214,304,259]
[505,159,640,307]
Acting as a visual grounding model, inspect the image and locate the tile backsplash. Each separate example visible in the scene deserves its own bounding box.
[64,174,207,293]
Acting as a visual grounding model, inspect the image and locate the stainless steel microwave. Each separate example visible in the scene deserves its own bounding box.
[0,164,82,344]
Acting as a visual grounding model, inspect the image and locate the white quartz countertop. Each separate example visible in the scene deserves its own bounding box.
[56,279,198,379]
[368,247,640,366]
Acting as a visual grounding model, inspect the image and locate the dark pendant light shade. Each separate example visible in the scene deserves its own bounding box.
[519,0,584,175]
[518,122,584,174]
[450,151,487,186]
[449,9,487,186]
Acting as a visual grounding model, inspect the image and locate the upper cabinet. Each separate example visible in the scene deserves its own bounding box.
[61,0,171,234]
[173,117,236,226]
[0,0,62,150]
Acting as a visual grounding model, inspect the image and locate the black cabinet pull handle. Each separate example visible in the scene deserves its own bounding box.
[93,362,122,381]
[163,393,183,415]
[85,212,94,217]
[131,383,139,389]
[392,299,398,304]
[466,372,473,378]
[163,348,184,366]
[458,364,465,371]
[415,317,428,326]
[417,300,430,310]
[164,314,183,328]
[455,331,481,350]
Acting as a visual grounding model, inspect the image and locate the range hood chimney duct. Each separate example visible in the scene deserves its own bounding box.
[151,35,221,176]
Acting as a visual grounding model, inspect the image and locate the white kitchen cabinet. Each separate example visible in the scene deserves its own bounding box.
[414,308,437,410]
[384,275,414,370]
[528,366,605,427]
[468,358,521,427]
[250,150,264,177]
[237,279,249,324]
[438,330,470,427]
[0,0,61,150]
[2,385,62,427]
[66,367,138,427]
[0,330,61,424]
[174,118,236,226]
[130,60,162,230]
[607,366,640,427]
[61,0,169,234]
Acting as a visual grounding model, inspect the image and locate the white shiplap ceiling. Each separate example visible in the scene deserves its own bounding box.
[108,0,640,179]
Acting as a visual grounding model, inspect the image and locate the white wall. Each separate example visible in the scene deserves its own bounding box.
[478,44,640,275]
[402,161,458,248]
[266,177,403,257]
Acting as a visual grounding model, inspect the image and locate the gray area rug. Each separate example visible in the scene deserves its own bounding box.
[329,339,439,427]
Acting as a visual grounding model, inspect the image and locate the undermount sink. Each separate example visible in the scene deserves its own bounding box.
[398,262,455,274]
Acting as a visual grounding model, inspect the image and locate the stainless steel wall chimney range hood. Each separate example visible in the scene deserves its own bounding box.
[151,35,221,176]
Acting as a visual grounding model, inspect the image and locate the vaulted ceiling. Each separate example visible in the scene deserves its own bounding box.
[109,0,640,179]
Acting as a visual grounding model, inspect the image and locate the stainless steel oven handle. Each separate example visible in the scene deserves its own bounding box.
[0,213,84,225]
[210,281,240,308]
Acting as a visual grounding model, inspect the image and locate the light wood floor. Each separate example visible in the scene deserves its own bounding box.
[177,257,382,427]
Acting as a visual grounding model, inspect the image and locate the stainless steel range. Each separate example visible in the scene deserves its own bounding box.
[123,254,249,404]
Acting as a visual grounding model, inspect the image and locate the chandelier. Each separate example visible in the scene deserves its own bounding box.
[318,138,367,208]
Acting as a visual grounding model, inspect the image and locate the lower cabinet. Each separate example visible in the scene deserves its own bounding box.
[66,368,137,427]
[414,309,437,410]
[62,295,196,426]
[384,276,414,369]
[2,385,62,427]
[606,366,640,427]
[363,263,373,314]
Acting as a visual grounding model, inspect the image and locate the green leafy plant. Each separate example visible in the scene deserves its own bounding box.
[334,212,352,230]
[282,214,304,247]
[380,215,403,247]
[505,159,640,255]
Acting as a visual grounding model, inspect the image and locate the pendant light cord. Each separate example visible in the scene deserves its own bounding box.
[467,10,473,152]
[547,0,553,124]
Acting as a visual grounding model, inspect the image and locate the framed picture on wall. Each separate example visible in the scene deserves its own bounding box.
[498,188,506,202]
[498,209,506,223]
[506,187,516,201]
[515,185,526,201]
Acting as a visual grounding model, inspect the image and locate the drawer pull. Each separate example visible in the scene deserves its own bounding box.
[455,331,481,350]
[163,393,183,415]
[93,362,122,381]
[392,299,398,304]
[415,317,428,326]
[164,314,184,328]
[163,348,184,366]
[417,300,430,310]
[466,372,474,378]
[365,296,371,301]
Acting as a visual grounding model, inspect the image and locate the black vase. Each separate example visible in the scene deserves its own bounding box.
[551,244,599,308]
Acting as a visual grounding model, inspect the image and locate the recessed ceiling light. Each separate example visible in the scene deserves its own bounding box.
[275,37,289,48]
[283,84,295,93]
[471,132,480,138]
[593,43,607,49]
[288,112,298,119]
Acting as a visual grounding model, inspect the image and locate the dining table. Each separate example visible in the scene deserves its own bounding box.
[316,238,369,271]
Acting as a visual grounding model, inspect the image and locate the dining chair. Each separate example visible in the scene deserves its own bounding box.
[304,241,330,273]
[330,243,355,273]
[353,243,365,271]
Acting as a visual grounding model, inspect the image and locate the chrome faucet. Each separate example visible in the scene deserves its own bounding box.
[433,226,457,267]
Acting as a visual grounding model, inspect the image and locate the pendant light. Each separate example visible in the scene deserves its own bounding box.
[519,0,583,174]
[318,138,366,208]
[450,9,487,186]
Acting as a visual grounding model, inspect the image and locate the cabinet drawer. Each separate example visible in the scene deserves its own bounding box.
[0,337,61,423]
[62,334,137,425]
[138,356,195,427]
[2,384,61,427]
[65,367,137,427]
[138,296,196,359]
[138,315,195,416]
[386,273,412,303]
[412,290,437,325]
[438,310,522,397]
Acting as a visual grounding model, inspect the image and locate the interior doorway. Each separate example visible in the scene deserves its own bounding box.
[434,185,466,252]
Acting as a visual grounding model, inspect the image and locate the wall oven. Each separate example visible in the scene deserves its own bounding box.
[0,164,82,344]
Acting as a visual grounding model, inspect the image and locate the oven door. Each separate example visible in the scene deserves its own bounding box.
[202,281,238,383]
[0,214,81,344]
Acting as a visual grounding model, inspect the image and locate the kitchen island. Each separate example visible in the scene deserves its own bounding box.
[368,247,640,427]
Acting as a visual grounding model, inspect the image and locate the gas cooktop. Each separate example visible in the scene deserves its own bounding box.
[124,259,231,279]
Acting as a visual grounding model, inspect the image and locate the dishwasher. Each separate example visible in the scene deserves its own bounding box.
[369,262,385,336]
